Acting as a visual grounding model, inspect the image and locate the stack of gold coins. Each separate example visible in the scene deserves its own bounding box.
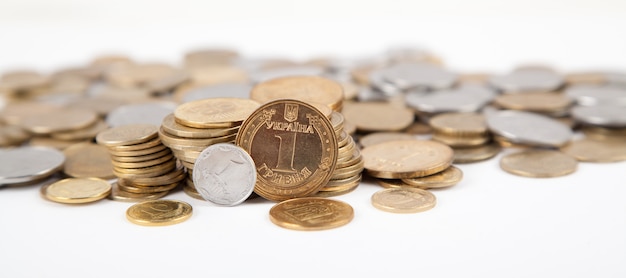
[96,124,185,199]
[316,111,364,197]
[428,112,501,164]
[158,97,260,198]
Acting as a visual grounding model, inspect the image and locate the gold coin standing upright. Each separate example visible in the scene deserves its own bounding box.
[126,200,193,226]
[236,99,338,201]
[269,197,354,231]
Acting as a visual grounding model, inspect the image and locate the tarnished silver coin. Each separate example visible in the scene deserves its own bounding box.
[571,104,626,127]
[486,110,573,147]
[405,84,495,114]
[192,143,256,206]
[566,85,626,106]
[0,146,65,185]
[106,101,177,127]
[181,82,252,103]
[488,68,563,93]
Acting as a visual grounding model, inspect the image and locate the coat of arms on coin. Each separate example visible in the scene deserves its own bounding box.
[236,99,338,201]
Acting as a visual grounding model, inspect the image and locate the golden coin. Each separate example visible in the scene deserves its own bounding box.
[62,142,116,179]
[174,98,260,128]
[44,178,111,204]
[403,121,433,135]
[113,159,176,174]
[0,125,31,147]
[96,124,158,146]
[51,120,108,141]
[126,200,192,226]
[564,72,606,85]
[493,92,572,113]
[560,138,626,162]
[236,99,338,201]
[107,137,162,152]
[361,140,453,179]
[375,178,412,189]
[359,132,417,148]
[500,149,578,178]
[181,160,195,170]
[336,130,351,148]
[453,143,501,164]
[492,135,533,149]
[429,112,488,136]
[110,148,171,163]
[331,159,364,180]
[158,128,237,148]
[431,132,490,147]
[65,97,127,116]
[269,197,354,231]
[183,184,205,200]
[342,101,414,132]
[343,120,356,135]
[111,153,174,169]
[117,180,179,194]
[105,63,176,88]
[107,144,168,157]
[161,113,239,139]
[249,76,344,110]
[20,108,98,134]
[371,187,436,213]
[336,148,363,168]
[109,182,168,202]
[330,111,345,133]
[401,165,463,189]
[326,174,362,189]
[313,184,359,197]
[581,125,626,141]
[121,166,186,186]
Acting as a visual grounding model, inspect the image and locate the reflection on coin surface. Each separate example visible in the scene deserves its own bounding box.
[269,197,354,231]
[96,124,158,146]
[0,146,65,185]
[44,178,111,204]
[236,99,338,201]
[126,200,193,226]
[361,140,453,179]
[486,110,573,147]
[371,187,436,213]
[500,150,578,178]
[560,138,626,162]
[193,143,256,206]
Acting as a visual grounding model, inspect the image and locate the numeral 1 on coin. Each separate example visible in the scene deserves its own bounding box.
[273,132,297,173]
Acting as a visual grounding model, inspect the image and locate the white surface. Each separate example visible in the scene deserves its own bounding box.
[1,1,626,277]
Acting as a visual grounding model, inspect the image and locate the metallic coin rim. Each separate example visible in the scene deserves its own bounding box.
[269,197,354,231]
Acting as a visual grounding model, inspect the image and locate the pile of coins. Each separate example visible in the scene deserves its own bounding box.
[158,97,260,199]
[1,46,625,229]
[96,124,185,200]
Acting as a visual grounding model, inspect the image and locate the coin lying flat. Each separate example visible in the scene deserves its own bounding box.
[452,143,502,164]
[401,165,463,189]
[161,113,239,139]
[96,124,158,146]
[488,68,563,93]
[500,149,578,178]
[405,85,495,114]
[193,143,256,206]
[361,140,453,179]
[486,110,573,147]
[341,101,414,132]
[106,102,176,127]
[565,84,626,106]
[429,112,488,136]
[371,187,436,213]
[571,105,626,127]
[493,92,572,114]
[560,138,626,162]
[0,146,65,185]
[174,98,260,128]
[126,200,193,226]
[44,178,111,204]
[358,132,417,148]
[249,76,344,111]
[19,108,98,135]
[236,99,338,201]
[109,182,169,202]
[269,197,354,231]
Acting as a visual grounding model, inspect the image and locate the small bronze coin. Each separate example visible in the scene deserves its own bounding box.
[341,101,414,132]
[500,149,578,178]
[269,197,354,231]
[236,99,338,201]
[96,124,158,146]
[453,143,502,164]
[371,187,436,213]
[361,140,453,179]
[44,178,112,204]
[174,98,260,128]
[429,112,488,136]
[401,165,463,189]
[126,200,193,226]
[560,138,626,162]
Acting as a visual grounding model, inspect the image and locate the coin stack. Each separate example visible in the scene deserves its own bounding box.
[316,111,364,197]
[158,97,260,199]
[96,124,185,200]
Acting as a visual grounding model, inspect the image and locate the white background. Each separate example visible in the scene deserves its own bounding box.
[1,0,626,277]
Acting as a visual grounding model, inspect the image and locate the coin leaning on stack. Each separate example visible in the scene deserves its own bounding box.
[96,123,185,201]
[158,97,260,200]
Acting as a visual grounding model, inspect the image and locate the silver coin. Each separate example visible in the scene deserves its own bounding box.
[571,104,626,127]
[368,70,402,96]
[0,146,65,185]
[181,83,252,103]
[192,143,256,206]
[604,71,626,86]
[378,62,457,90]
[488,68,563,93]
[486,110,573,147]
[565,84,626,106]
[249,65,326,84]
[106,101,176,127]
[405,84,495,114]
